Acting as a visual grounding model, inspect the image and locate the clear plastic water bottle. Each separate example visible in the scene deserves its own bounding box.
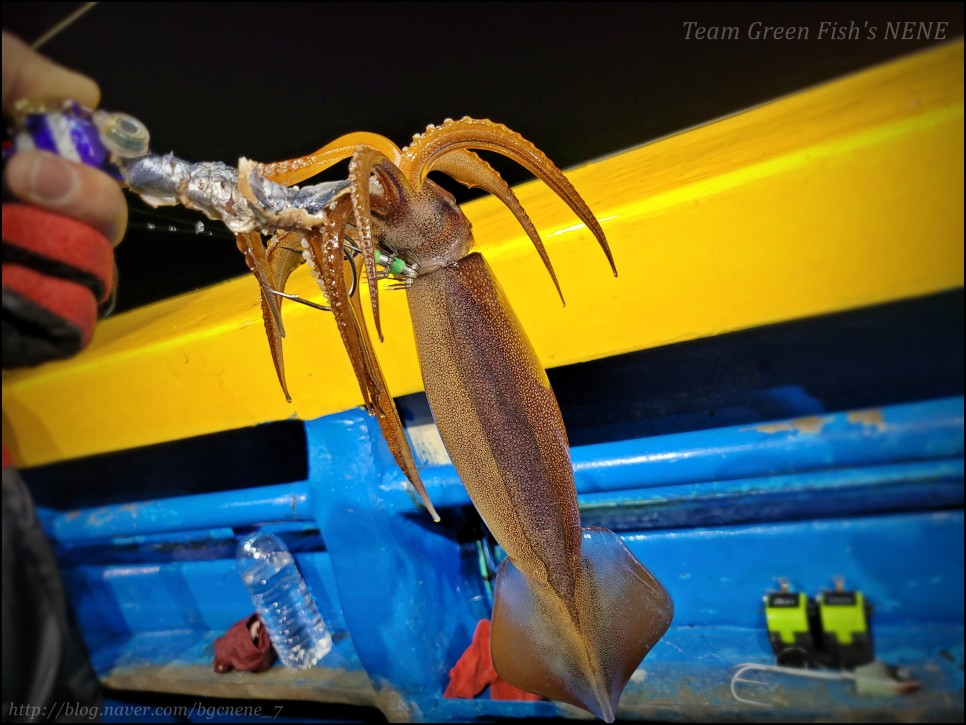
[237,531,333,669]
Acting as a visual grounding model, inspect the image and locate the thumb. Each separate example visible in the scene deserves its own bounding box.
[2,30,100,113]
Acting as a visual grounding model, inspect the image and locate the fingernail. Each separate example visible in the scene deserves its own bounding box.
[28,154,79,204]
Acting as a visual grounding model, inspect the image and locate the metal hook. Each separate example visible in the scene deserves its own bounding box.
[261,247,359,313]
[263,288,331,312]
[730,662,854,707]
[343,240,418,280]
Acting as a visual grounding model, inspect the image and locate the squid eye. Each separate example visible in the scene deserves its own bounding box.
[94,111,150,158]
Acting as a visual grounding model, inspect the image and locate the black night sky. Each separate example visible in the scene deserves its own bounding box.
[4,3,963,312]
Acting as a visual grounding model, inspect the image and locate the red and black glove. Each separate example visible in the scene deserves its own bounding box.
[2,203,115,367]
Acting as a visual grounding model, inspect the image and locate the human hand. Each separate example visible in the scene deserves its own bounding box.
[2,31,127,367]
[2,30,127,244]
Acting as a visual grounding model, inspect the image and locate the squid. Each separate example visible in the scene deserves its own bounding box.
[236,118,673,721]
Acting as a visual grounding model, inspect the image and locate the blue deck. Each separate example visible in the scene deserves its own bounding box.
[35,396,965,721]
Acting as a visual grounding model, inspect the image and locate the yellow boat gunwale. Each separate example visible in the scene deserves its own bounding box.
[3,41,963,467]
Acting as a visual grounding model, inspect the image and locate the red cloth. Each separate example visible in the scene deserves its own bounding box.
[443,619,541,701]
[213,614,276,673]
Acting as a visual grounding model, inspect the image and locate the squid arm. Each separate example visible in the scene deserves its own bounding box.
[347,147,397,342]
[305,198,440,522]
[401,118,617,277]
[430,149,564,305]
[235,231,305,402]
[257,132,403,187]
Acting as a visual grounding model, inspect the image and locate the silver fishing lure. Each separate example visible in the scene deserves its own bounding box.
[121,153,350,235]
[4,102,418,283]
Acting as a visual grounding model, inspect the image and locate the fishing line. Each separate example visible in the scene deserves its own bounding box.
[31,3,99,50]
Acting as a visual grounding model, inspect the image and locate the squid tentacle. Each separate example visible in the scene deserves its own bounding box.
[355,272,439,522]
[431,148,565,305]
[236,230,311,403]
[262,232,307,402]
[306,197,440,522]
[236,231,285,336]
[347,147,384,342]
[257,132,403,187]
[347,148,413,342]
[306,201,373,408]
[402,118,616,277]
[236,231,291,401]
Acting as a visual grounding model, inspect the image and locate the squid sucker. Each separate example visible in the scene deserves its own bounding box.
[241,118,673,721]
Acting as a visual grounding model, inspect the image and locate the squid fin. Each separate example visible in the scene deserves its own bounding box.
[491,527,672,722]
